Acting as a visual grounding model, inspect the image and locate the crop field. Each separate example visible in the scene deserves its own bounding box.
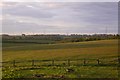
[2,39,119,79]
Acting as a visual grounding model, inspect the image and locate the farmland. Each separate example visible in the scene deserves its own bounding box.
[2,39,119,79]
[3,39,118,61]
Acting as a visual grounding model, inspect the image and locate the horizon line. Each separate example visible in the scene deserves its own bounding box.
[1,33,118,35]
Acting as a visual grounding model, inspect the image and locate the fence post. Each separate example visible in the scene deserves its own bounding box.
[52,60,54,66]
[32,60,34,66]
[83,59,86,65]
[13,60,16,67]
[68,59,70,66]
[97,59,100,65]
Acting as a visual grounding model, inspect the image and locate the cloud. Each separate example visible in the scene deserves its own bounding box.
[2,18,59,33]
[3,0,119,2]
[3,3,56,19]
[2,2,118,34]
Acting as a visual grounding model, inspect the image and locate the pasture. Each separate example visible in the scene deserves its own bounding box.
[2,39,119,79]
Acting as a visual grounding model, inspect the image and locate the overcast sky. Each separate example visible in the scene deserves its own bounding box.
[1,2,118,34]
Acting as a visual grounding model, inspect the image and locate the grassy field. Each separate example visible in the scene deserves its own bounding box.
[3,39,118,61]
[2,39,119,79]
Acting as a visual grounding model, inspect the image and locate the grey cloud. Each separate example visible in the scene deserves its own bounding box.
[3,2,56,19]
[69,2,118,24]
[2,2,118,34]
[2,19,64,33]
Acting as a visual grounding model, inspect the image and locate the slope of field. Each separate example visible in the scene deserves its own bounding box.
[2,39,118,61]
[2,39,119,78]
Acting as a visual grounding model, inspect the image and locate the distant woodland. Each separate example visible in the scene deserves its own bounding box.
[1,34,120,44]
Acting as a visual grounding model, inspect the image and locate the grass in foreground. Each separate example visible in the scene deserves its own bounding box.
[2,66,118,78]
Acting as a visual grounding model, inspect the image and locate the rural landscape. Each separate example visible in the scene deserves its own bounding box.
[1,34,120,79]
[1,1,119,80]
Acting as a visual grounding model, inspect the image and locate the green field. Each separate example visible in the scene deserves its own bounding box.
[2,39,119,79]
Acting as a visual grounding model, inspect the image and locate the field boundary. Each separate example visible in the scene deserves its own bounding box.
[1,58,119,67]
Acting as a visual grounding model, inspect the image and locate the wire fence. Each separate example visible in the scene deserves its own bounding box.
[1,58,119,68]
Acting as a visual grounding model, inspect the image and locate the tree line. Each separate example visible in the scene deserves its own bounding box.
[1,34,120,44]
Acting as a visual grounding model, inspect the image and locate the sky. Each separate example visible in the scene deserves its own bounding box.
[1,2,118,34]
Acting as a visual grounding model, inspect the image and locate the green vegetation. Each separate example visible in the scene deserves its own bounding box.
[2,66,118,78]
[2,34,120,44]
[3,40,118,61]
[2,39,55,44]
[2,39,119,79]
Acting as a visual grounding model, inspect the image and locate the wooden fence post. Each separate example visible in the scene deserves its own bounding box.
[32,60,34,66]
[97,59,100,65]
[52,60,54,66]
[68,59,70,66]
[13,60,16,67]
[83,59,86,65]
